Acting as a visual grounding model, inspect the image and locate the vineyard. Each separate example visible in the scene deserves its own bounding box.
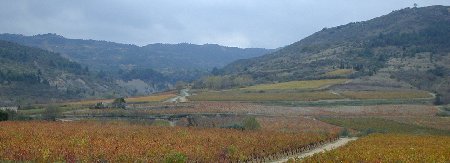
[384,116,450,131]
[125,94,176,103]
[189,90,432,102]
[188,91,342,101]
[0,121,337,162]
[339,90,432,99]
[300,134,450,162]
[241,79,348,90]
[319,117,450,135]
[66,102,439,118]
[64,93,176,106]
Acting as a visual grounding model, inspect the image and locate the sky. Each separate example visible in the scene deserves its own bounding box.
[1,0,449,49]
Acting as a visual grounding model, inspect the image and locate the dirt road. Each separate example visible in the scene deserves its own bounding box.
[164,89,190,103]
[271,137,358,163]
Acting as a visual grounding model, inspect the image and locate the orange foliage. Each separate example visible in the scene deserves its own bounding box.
[0,121,336,162]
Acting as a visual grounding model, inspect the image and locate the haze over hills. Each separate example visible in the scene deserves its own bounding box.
[0,33,273,76]
[222,5,450,103]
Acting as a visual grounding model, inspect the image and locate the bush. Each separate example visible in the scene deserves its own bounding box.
[112,98,127,109]
[222,123,245,130]
[42,106,61,121]
[436,112,449,117]
[339,128,350,137]
[164,151,187,163]
[0,111,8,121]
[243,117,261,130]
[434,93,443,105]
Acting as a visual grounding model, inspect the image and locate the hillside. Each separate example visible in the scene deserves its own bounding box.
[0,33,273,78]
[0,40,131,105]
[223,5,450,103]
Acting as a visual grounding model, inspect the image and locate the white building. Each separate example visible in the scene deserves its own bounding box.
[0,106,18,112]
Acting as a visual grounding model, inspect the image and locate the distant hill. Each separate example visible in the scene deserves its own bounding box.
[223,5,450,103]
[0,33,273,78]
[0,34,272,104]
[0,40,133,105]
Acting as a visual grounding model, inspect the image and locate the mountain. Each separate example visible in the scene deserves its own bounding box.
[223,5,450,103]
[0,40,133,105]
[0,33,273,79]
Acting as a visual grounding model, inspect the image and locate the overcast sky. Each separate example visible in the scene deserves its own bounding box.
[1,0,449,48]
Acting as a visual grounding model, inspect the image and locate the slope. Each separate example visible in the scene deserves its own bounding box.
[0,41,127,105]
[223,5,450,103]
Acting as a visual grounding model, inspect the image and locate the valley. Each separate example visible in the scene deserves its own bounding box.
[0,4,449,163]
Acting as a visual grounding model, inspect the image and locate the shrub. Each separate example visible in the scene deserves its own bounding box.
[164,151,187,163]
[0,111,8,121]
[112,98,127,109]
[434,93,443,105]
[339,128,350,137]
[222,123,245,130]
[42,106,61,121]
[243,117,261,130]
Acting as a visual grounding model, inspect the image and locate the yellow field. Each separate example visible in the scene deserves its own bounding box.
[126,94,176,103]
[66,99,114,105]
[340,90,432,99]
[242,79,347,90]
[189,91,342,101]
[301,134,450,162]
[323,69,353,77]
[65,93,176,105]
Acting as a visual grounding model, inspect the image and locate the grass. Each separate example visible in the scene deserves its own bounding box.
[152,119,172,126]
[189,91,342,101]
[241,79,347,90]
[319,117,450,135]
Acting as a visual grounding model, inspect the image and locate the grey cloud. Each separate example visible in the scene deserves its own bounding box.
[0,0,449,48]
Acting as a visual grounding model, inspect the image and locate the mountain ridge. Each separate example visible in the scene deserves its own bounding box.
[0,33,273,74]
[222,5,450,103]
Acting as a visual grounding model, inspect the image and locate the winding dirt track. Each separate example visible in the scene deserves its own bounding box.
[270,137,358,163]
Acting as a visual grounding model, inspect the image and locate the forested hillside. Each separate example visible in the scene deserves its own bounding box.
[223,5,450,103]
[0,41,131,105]
[0,33,272,81]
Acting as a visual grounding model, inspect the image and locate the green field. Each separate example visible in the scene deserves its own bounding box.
[323,69,354,77]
